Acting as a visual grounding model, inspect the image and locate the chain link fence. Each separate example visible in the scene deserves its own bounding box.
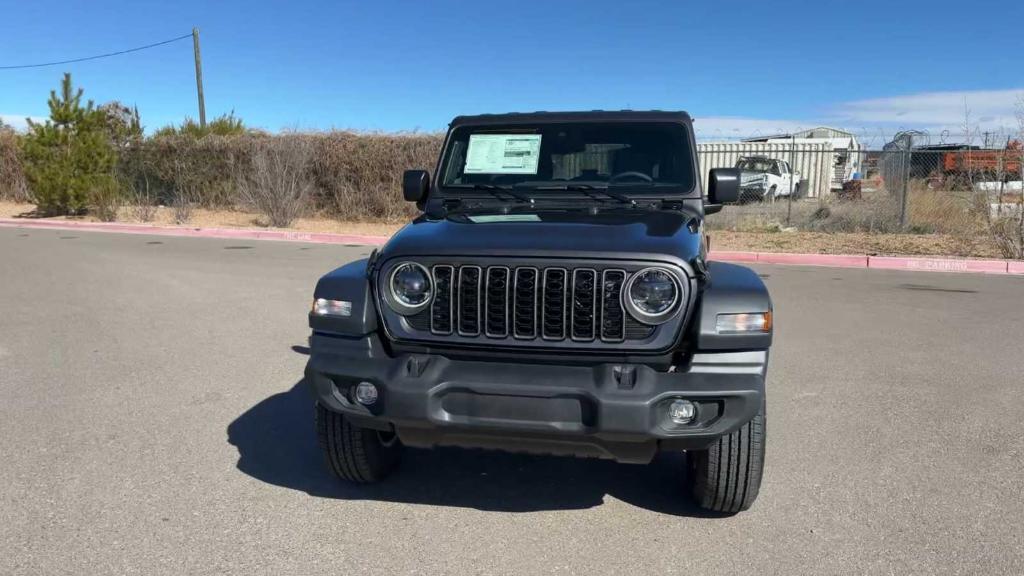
[701,139,1024,244]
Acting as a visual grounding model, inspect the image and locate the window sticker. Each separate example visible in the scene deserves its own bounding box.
[464,134,542,174]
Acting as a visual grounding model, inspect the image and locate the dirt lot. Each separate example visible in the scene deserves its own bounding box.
[0,200,1005,258]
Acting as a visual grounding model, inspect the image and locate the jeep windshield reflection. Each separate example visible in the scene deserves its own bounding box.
[439,122,696,196]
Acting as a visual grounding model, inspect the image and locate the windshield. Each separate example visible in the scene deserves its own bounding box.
[736,158,775,172]
[439,122,695,195]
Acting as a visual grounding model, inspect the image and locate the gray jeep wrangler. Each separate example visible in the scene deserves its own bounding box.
[306,111,770,513]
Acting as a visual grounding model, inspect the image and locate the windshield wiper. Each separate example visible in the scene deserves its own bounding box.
[520,183,637,206]
[448,184,534,204]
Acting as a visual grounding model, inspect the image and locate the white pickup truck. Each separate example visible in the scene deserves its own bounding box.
[736,156,801,202]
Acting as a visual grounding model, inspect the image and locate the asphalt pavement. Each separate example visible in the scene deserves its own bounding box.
[1,226,1022,575]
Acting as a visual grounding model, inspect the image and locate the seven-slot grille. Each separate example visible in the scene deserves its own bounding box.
[424,264,642,343]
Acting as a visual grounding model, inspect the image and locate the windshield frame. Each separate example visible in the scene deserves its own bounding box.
[433,117,700,201]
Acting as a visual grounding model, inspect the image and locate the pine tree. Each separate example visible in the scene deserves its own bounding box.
[21,73,118,215]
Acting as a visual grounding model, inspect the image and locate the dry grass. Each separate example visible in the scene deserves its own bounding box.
[706,185,1002,257]
[0,200,402,237]
[709,229,1003,258]
[707,185,988,235]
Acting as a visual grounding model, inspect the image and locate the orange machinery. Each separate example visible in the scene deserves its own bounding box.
[942,141,1022,175]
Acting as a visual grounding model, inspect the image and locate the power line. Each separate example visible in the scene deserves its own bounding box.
[0,33,192,70]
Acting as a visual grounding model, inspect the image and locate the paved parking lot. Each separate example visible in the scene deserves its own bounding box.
[2,227,1023,575]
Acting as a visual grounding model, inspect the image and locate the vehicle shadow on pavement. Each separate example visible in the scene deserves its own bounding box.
[227,379,725,518]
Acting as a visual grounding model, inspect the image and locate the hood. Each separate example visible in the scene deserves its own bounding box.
[379,209,704,267]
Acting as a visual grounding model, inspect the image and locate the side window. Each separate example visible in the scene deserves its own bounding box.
[771,161,782,176]
[443,140,467,184]
[780,161,789,175]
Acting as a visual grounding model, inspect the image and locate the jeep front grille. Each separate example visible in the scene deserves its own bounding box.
[387,258,692,351]
[416,263,654,344]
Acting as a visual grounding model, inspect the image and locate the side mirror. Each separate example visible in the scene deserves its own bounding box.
[707,168,741,207]
[403,170,430,203]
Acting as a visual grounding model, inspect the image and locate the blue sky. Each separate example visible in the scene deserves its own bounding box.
[2,0,1022,144]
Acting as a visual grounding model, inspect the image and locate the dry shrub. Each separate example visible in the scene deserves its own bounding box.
[89,178,121,222]
[988,215,1024,259]
[905,184,985,235]
[129,187,157,222]
[131,200,157,222]
[804,189,902,233]
[122,135,255,208]
[169,158,200,224]
[311,131,442,221]
[0,129,29,201]
[236,136,315,227]
[705,191,902,233]
[172,190,194,224]
[704,197,811,232]
[117,131,442,223]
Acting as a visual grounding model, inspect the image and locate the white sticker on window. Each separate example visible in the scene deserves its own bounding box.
[464,134,542,174]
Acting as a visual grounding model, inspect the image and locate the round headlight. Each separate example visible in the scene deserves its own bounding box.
[386,262,432,314]
[623,267,681,324]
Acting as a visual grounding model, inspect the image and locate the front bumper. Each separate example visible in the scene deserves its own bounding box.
[305,333,767,463]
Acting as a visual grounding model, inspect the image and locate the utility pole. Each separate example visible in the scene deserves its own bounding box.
[192,27,207,128]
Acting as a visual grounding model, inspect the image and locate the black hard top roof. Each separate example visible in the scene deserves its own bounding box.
[450,110,692,127]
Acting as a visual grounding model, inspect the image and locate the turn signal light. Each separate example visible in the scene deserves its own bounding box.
[312,298,353,317]
[715,311,772,334]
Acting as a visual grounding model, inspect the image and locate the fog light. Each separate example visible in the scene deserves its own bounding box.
[353,382,378,405]
[669,399,696,424]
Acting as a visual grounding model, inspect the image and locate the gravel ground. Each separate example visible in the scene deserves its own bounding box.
[1,227,1023,575]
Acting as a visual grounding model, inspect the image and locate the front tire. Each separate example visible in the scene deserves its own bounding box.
[316,403,402,483]
[687,403,766,513]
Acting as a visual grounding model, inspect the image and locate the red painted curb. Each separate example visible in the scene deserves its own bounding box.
[755,252,869,268]
[707,251,868,268]
[0,218,390,246]
[3,217,1020,276]
[707,250,758,263]
[868,256,1008,275]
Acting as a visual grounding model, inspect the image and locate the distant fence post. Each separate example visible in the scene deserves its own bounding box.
[786,135,795,226]
[899,147,912,229]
